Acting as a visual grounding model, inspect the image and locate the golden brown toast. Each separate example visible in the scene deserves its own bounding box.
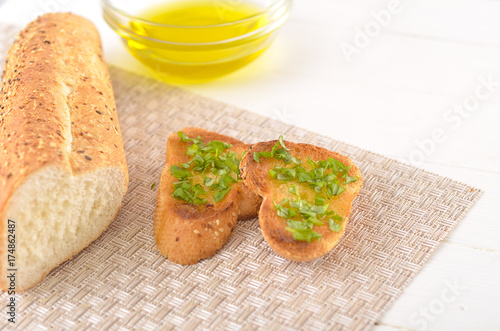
[154,128,261,264]
[240,138,362,262]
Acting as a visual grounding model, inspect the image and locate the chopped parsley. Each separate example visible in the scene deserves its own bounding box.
[253,136,357,195]
[269,157,356,198]
[289,184,299,196]
[261,135,358,242]
[328,215,343,232]
[253,135,301,165]
[170,131,241,205]
[274,198,344,242]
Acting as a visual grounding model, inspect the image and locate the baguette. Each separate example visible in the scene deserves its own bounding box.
[240,138,362,262]
[0,13,128,291]
[154,128,261,264]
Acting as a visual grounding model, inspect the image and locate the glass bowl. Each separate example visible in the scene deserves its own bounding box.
[102,0,292,84]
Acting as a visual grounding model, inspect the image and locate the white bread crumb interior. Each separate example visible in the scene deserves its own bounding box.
[6,166,127,289]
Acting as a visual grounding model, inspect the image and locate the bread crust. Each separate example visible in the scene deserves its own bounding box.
[240,140,363,262]
[0,13,129,291]
[154,127,261,264]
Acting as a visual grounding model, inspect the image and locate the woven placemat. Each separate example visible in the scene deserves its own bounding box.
[0,24,482,331]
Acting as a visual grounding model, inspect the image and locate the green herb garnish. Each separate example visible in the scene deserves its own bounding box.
[170,131,241,205]
[253,135,301,165]
[269,156,357,198]
[274,198,343,242]
[314,195,325,205]
[170,165,192,181]
[214,188,231,202]
[286,224,322,242]
[261,136,357,242]
[329,218,342,232]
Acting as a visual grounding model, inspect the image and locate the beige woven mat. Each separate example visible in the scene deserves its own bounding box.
[0,24,482,330]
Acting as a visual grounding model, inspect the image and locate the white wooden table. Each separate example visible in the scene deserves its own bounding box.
[1,0,499,330]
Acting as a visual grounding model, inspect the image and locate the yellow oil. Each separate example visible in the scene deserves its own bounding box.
[125,0,272,83]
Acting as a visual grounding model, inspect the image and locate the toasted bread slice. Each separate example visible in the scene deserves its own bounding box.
[154,128,261,264]
[240,139,362,262]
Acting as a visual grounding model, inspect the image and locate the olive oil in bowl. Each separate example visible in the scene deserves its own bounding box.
[104,0,291,83]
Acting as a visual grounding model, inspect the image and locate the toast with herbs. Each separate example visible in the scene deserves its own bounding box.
[240,137,362,262]
[154,128,261,264]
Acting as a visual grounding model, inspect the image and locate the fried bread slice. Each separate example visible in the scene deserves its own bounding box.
[154,127,261,264]
[240,138,362,262]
